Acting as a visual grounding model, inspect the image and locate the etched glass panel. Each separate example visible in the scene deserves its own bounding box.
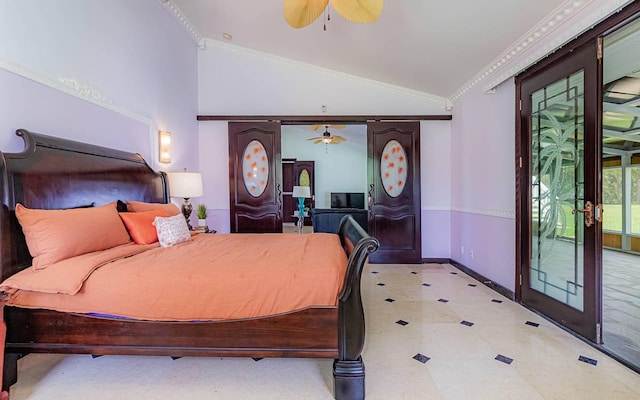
[381,140,407,197]
[242,140,268,197]
[299,169,310,187]
[530,70,584,311]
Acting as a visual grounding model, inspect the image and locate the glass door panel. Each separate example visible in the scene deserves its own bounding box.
[530,70,585,311]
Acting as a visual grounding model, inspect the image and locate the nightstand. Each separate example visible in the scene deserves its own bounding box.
[291,213,308,234]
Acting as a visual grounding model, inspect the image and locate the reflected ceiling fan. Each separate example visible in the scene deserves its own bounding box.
[308,125,347,144]
[284,0,384,30]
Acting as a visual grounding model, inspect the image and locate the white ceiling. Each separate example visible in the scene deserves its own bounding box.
[168,0,572,98]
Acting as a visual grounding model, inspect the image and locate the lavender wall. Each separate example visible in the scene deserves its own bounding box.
[450,80,516,290]
[0,0,198,172]
[446,0,636,291]
[0,68,149,154]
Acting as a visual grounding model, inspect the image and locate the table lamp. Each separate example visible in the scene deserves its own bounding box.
[292,185,311,216]
[168,170,203,230]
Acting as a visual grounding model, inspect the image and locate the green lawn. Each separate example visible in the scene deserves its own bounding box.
[600,204,640,233]
[555,203,640,237]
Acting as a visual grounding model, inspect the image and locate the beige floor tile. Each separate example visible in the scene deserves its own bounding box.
[9,262,640,399]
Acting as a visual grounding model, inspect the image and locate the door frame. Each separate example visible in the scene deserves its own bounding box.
[515,2,640,342]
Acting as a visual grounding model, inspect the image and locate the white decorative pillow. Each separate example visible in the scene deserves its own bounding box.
[154,214,191,248]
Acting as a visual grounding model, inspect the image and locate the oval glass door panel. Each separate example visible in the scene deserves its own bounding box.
[381,140,407,197]
[242,140,269,197]
[299,169,310,187]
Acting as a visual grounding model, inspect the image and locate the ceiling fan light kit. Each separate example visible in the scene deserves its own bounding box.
[284,0,383,29]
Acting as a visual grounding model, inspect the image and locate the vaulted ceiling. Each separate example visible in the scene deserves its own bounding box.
[166,0,575,99]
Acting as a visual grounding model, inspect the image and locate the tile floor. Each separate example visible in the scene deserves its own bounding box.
[603,248,640,368]
[10,263,640,399]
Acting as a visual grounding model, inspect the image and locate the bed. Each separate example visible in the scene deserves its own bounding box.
[0,129,379,400]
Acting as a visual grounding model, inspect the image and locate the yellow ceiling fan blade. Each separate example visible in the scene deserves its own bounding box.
[311,124,345,130]
[284,0,329,28]
[330,0,383,24]
[331,135,347,143]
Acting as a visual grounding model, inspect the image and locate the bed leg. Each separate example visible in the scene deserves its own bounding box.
[1,353,17,397]
[333,357,364,400]
[1,298,12,399]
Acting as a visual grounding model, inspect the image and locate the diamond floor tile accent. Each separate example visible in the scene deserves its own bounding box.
[578,355,598,366]
[413,353,430,364]
[495,354,514,365]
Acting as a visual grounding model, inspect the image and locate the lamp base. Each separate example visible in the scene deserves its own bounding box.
[182,197,193,230]
[297,197,305,216]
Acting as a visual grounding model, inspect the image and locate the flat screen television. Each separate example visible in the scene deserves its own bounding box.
[330,192,365,209]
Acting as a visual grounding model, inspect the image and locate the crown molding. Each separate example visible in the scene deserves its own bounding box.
[159,0,206,49]
[203,38,451,110]
[450,0,635,102]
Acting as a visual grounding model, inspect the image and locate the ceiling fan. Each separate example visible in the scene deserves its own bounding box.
[308,126,346,144]
[284,0,383,30]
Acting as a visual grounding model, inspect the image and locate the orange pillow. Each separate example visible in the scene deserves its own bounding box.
[15,202,132,270]
[119,208,171,245]
[126,200,181,216]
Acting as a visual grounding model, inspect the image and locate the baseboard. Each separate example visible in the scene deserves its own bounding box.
[422,258,450,264]
[423,258,515,300]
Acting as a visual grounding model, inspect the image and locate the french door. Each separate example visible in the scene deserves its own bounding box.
[517,39,602,341]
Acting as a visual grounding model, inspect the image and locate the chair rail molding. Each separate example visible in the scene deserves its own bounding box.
[58,78,112,105]
[450,207,515,219]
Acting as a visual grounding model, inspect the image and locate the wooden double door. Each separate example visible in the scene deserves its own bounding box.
[229,121,422,264]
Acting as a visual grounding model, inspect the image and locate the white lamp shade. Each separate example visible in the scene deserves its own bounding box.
[292,185,311,198]
[168,172,203,198]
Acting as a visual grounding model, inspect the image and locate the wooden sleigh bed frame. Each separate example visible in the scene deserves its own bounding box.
[0,129,379,400]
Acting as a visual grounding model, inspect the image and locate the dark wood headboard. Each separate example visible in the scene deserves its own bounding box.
[0,129,168,281]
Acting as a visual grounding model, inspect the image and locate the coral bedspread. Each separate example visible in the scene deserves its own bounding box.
[0,233,348,321]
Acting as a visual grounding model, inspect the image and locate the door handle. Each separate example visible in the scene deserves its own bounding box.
[276,183,282,221]
[368,184,374,220]
[572,201,594,227]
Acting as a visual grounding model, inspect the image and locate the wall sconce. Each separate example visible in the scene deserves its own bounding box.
[159,131,171,164]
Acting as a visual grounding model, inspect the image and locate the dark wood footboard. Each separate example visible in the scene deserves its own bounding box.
[334,215,379,400]
[0,130,379,399]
